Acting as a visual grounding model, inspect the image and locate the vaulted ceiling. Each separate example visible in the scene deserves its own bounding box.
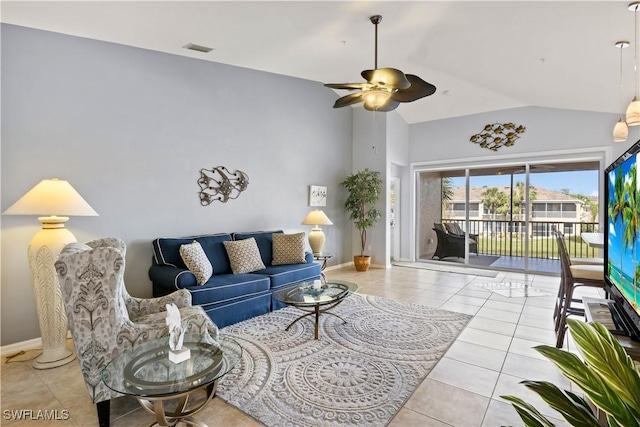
[3,1,639,124]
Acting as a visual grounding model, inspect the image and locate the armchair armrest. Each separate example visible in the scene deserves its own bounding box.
[124,289,192,322]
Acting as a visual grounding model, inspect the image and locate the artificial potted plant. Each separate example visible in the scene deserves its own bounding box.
[502,318,640,427]
[341,168,382,271]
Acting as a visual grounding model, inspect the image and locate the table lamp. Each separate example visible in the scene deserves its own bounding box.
[3,178,98,369]
[301,209,333,255]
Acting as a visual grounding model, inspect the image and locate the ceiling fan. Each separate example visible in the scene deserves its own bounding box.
[324,15,436,112]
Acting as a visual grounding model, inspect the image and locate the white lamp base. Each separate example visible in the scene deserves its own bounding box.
[308,227,325,255]
[28,217,77,369]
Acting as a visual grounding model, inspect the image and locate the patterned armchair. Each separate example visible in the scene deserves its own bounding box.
[55,237,218,427]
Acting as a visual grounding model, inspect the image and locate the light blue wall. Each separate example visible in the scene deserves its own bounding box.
[1,24,354,346]
[409,106,639,164]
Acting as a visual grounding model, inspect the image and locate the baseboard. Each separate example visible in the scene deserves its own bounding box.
[325,262,351,271]
[1,337,42,357]
[325,261,389,271]
[1,331,72,358]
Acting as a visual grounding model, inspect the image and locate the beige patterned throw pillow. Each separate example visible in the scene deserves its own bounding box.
[272,232,306,265]
[179,241,213,285]
[223,238,266,274]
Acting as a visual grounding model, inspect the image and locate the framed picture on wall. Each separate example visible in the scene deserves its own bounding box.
[309,185,327,207]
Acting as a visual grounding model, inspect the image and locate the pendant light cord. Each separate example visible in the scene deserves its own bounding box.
[621,43,625,111]
[635,6,639,98]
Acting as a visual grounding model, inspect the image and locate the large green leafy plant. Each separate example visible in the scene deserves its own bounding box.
[502,318,640,427]
[340,168,382,257]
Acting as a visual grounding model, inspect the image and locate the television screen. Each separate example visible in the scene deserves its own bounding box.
[605,139,640,341]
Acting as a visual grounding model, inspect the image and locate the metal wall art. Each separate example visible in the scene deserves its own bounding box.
[470,123,526,151]
[198,166,249,205]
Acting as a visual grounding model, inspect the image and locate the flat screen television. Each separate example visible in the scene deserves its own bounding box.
[605,139,640,341]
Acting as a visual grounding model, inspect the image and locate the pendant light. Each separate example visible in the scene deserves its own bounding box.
[615,41,630,142]
[627,2,640,126]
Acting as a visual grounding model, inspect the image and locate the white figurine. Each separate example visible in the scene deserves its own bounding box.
[166,303,190,363]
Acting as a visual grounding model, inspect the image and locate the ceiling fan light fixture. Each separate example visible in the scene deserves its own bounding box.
[363,89,391,109]
[324,14,436,111]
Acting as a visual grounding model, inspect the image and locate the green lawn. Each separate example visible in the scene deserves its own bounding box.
[476,235,598,259]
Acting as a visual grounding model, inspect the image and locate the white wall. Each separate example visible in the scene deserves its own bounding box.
[387,112,411,262]
[1,24,354,346]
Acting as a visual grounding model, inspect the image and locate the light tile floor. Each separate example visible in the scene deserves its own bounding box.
[1,264,601,426]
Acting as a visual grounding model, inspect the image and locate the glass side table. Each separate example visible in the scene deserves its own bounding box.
[272,280,358,339]
[102,334,241,427]
[313,253,333,281]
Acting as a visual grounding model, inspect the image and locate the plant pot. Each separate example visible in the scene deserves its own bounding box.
[353,255,371,272]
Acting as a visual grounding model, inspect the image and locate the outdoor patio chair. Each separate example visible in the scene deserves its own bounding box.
[432,224,477,259]
[443,222,479,242]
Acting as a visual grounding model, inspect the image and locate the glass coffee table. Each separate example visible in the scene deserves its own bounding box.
[272,280,358,339]
[102,335,241,427]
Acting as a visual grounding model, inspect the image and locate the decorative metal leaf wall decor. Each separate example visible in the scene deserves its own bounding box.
[198,166,249,205]
[470,123,526,151]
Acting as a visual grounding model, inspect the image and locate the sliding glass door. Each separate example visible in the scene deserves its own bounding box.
[416,161,600,274]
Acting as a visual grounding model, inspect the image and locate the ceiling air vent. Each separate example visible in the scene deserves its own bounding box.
[183,43,213,53]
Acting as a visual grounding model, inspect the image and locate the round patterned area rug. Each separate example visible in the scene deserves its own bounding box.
[216,293,471,427]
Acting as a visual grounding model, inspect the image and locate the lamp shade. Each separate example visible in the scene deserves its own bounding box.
[301,209,333,226]
[614,118,629,142]
[627,96,640,126]
[3,178,98,217]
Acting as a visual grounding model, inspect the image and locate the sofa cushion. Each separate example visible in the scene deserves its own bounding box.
[186,273,271,307]
[223,238,266,274]
[233,230,283,266]
[272,232,306,265]
[254,260,321,289]
[179,241,212,285]
[152,233,232,275]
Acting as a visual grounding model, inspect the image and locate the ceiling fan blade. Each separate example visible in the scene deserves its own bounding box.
[361,68,411,90]
[324,82,372,90]
[391,74,437,103]
[332,92,365,108]
[364,99,400,112]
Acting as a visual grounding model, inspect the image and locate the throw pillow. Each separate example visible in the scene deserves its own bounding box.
[272,232,306,265]
[179,241,213,285]
[223,238,266,274]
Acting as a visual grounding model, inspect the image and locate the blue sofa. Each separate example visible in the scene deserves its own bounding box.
[149,230,321,327]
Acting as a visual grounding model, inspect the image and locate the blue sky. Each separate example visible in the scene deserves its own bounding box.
[450,170,599,197]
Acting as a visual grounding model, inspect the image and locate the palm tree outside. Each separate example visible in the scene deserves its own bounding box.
[609,166,628,281]
[623,164,640,309]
